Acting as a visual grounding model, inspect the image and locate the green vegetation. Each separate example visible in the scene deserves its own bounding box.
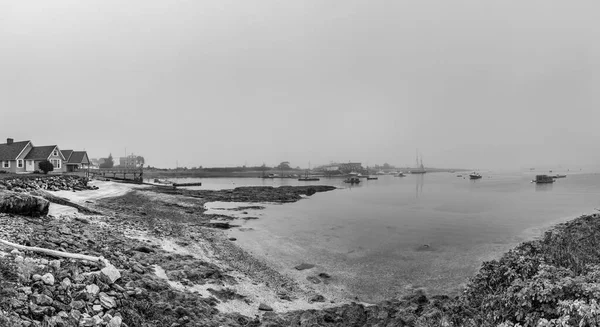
[423,214,600,326]
[38,160,54,174]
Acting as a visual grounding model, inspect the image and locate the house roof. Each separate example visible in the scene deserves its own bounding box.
[25,145,62,160]
[0,140,30,161]
[61,150,74,162]
[67,151,88,164]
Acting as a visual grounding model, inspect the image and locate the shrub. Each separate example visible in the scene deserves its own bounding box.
[38,160,54,174]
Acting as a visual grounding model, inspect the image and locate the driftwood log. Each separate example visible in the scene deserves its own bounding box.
[0,238,121,284]
[29,190,101,215]
[0,238,108,265]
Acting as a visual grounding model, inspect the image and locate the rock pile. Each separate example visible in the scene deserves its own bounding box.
[6,252,128,327]
[0,214,253,327]
[0,176,98,193]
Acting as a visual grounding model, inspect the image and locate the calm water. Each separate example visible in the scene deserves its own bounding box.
[149,172,600,302]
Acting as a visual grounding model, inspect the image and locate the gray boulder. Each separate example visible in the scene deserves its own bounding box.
[0,190,49,216]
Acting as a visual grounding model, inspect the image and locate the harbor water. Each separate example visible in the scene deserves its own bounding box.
[150,172,600,303]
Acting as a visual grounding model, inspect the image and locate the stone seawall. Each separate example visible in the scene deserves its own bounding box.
[0,176,99,193]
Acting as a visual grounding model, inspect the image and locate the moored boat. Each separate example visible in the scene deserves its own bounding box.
[298,162,320,181]
[533,175,554,183]
[410,151,426,174]
[154,178,173,185]
[469,172,482,179]
[298,177,320,181]
[395,172,406,177]
[344,177,360,184]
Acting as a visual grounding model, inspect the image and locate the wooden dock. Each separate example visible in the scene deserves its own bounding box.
[90,167,143,183]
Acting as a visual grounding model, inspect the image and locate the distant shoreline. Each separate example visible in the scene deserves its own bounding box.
[143,168,469,179]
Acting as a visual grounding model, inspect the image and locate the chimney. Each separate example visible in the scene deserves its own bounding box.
[6,138,13,145]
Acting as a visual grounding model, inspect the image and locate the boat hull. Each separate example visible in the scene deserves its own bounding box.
[534,175,555,183]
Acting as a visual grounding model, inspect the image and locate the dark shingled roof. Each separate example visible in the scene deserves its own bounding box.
[25,146,59,160]
[0,140,30,161]
[61,150,74,162]
[67,151,88,164]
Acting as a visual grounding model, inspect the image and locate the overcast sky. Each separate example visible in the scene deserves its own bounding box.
[1,0,598,170]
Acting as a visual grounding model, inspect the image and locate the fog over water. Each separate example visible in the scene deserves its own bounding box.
[1,1,599,170]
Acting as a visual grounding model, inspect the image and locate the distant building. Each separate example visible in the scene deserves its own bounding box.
[338,162,363,173]
[316,162,363,175]
[119,154,144,167]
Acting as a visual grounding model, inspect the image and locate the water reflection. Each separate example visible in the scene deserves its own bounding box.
[415,174,424,198]
[535,183,554,192]
[346,179,363,190]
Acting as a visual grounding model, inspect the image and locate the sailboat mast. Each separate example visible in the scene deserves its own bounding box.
[415,149,419,168]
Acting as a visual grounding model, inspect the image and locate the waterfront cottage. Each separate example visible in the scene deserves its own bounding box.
[0,138,33,173]
[24,145,67,173]
[61,150,91,172]
[0,138,67,173]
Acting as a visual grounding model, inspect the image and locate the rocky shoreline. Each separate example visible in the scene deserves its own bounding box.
[0,178,342,326]
[2,176,600,326]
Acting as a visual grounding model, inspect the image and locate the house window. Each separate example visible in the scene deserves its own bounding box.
[2,161,9,168]
[51,159,61,169]
[17,160,23,168]
[53,150,58,156]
